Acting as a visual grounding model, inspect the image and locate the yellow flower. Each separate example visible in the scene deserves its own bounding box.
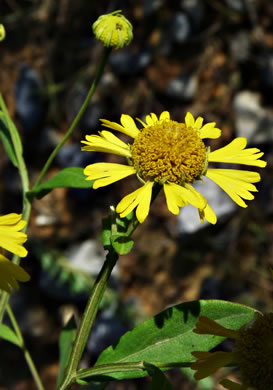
[0,24,5,41]
[0,213,30,293]
[191,314,273,389]
[81,111,266,224]
[92,10,133,49]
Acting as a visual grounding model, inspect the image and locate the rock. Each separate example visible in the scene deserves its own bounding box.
[233,90,273,143]
[169,12,192,43]
[259,53,273,88]
[180,0,204,27]
[87,307,127,358]
[230,30,250,62]
[110,49,152,76]
[39,240,119,301]
[15,65,45,131]
[56,143,96,168]
[178,178,236,234]
[166,72,197,100]
[144,0,164,14]
[225,0,245,12]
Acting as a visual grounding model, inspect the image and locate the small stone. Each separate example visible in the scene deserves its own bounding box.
[233,90,273,143]
[15,65,45,131]
[225,0,245,12]
[110,48,152,75]
[169,12,191,43]
[166,72,197,100]
[230,31,250,62]
[180,0,204,27]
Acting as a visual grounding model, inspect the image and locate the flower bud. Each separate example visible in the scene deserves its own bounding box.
[92,10,133,49]
[0,24,6,41]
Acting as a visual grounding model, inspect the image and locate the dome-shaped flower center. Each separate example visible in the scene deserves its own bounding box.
[235,313,273,389]
[131,119,206,184]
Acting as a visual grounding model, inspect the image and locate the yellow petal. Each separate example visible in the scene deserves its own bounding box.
[206,168,260,208]
[199,204,217,225]
[208,137,267,167]
[120,114,140,138]
[145,113,159,126]
[184,183,207,210]
[81,131,131,157]
[0,213,23,226]
[199,122,221,139]
[159,111,170,121]
[185,112,195,127]
[194,116,204,130]
[191,351,234,380]
[165,183,207,211]
[0,254,30,293]
[163,183,185,215]
[193,316,239,338]
[0,213,28,257]
[84,163,136,188]
[100,115,140,138]
[116,182,153,223]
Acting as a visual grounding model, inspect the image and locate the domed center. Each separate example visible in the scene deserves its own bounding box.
[131,119,206,184]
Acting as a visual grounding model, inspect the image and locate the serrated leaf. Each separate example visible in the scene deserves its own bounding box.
[111,234,134,255]
[27,167,94,200]
[57,315,77,387]
[0,324,21,347]
[92,300,256,380]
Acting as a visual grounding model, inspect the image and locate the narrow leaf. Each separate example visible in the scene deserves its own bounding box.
[0,94,23,155]
[57,315,77,387]
[0,324,21,347]
[27,167,94,200]
[0,113,18,166]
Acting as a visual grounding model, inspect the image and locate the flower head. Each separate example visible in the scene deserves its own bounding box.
[81,111,266,224]
[93,10,133,49]
[191,313,273,389]
[0,24,5,41]
[0,213,30,293]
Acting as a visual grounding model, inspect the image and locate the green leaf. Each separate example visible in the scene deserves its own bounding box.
[57,315,77,387]
[0,94,23,156]
[0,112,18,166]
[146,364,173,390]
[111,234,134,255]
[93,300,257,380]
[27,167,94,200]
[0,324,21,347]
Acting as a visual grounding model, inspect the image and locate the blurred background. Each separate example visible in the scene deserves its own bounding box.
[0,0,273,389]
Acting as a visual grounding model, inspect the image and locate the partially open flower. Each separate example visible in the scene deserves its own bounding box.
[93,10,133,49]
[0,213,30,293]
[81,111,266,224]
[191,313,273,389]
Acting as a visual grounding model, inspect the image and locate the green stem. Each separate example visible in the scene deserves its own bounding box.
[6,304,45,390]
[59,248,119,390]
[76,361,191,381]
[34,46,112,188]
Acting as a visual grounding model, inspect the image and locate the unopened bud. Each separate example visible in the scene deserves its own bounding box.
[93,10,133,49]
[0,25,6,41]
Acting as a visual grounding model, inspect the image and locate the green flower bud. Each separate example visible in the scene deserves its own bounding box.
[92,10,133,49]
[0,24,6,41]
